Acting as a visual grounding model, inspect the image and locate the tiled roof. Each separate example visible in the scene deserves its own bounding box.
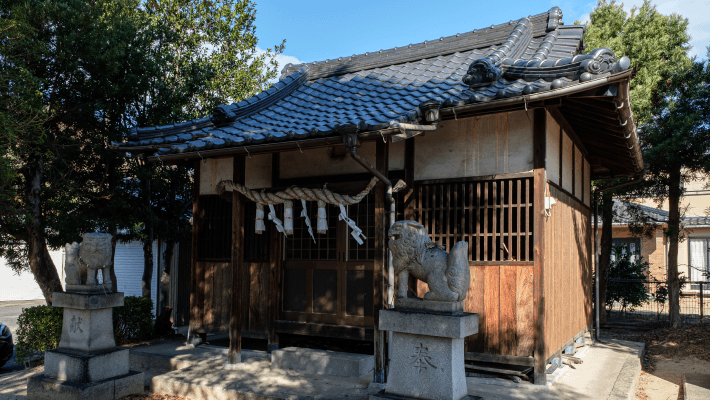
[612,201,669,224]
[112,6,641,177]
[611,201,710,227]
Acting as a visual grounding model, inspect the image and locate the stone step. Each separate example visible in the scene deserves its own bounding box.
[130,343,268,386]
[271,347,374,378]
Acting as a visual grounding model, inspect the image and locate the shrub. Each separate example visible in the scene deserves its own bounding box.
[15,305,63,364]
[113,296,154,344]
[606,245,650,312]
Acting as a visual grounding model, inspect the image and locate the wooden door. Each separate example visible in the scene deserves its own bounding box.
[282,196,375,327]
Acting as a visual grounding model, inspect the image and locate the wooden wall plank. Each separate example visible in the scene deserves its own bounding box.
[516,266,534,356]
[500,265,517,355]
[542,185,593,361]
[204,262,214,330]
[222,262,231,331]
[484,266,500,354]
[268,216,282,350]
[532,108,547,384]
[465,265,486,352]
[249,262,261,332]
[229,155,245,364]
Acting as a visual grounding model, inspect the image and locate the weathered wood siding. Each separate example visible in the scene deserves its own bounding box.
[465,263,534,356]
[416,262,534,357]
[543,185,593,359]
[195,260,270,334]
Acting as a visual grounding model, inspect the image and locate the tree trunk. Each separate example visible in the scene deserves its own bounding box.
[598,191,613,323]
[667,167,682,327]
[142,236,154,299]
[23,157,63,305]
[141,168,154,299]
[109,225,119,293]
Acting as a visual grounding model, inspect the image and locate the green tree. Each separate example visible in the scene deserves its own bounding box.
[636,59,710,327]
[0,0,153,304]
[127,0,284,301]
[582,0,693,324]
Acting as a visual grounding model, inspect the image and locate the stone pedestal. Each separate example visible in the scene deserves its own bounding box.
[27,292,144,400]
[376,301,478,400]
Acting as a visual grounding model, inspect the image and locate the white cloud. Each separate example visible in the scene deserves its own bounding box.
[255,47,302,76]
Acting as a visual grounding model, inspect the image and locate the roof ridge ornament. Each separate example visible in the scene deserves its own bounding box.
[462,17,532,87]
[547,6,563,31]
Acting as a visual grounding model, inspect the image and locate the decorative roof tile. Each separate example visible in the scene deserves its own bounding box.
[113,6,640,177]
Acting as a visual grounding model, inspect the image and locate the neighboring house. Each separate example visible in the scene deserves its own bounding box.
[112,6,644,385]
[0,242,160,312]
[604,174,710,286]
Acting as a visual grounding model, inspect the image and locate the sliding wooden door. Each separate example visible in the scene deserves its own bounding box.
[282,196,375,327]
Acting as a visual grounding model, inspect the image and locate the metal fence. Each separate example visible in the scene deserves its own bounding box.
[605,279,710,325]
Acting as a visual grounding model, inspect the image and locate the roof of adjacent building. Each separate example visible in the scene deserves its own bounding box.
[611,201,710,227]
[113,6,643,178]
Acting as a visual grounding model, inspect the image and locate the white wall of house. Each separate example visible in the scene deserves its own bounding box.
[0,248,63,301]
[0,241,158,314]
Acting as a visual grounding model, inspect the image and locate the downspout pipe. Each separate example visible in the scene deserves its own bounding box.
[347,145,399,310]
[593,173,644,341]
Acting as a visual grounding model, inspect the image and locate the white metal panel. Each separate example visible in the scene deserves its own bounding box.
[584,158,591,207]
[561,131,573,193]
[546,112,560,184]
[575,146,582,200]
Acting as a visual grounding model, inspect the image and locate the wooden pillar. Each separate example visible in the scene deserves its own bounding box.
[229,155,246,364]
[187,160,203,346]
[268,153,282,352]
[403,139,418,296]
[533,108,547,384]
[374,138,389,383]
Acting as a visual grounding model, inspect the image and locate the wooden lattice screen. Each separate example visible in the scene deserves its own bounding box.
[198,195,232,260]
[412,177,534,262]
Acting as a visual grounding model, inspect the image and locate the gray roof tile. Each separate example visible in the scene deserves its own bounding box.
[117,7,634,158]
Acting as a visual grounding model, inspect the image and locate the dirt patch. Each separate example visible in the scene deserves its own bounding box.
[604,324,710,400]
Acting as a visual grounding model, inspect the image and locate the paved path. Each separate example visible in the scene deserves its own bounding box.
[0,300,45,374]
[0,300,46,333]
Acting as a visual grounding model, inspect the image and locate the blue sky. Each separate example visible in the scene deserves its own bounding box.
[253,0,709,71]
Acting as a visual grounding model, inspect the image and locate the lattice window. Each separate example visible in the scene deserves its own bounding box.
[347,194,376,261]
[244,202,271,262]
[198,195,232,260]
[412,178,534,262]
[285,201,338,260]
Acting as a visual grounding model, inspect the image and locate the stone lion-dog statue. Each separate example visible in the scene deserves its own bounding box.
[389,221,470,302]
[65,233,113,290]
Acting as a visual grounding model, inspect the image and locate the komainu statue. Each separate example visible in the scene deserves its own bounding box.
[65,233,113,290]
[389,221,470,302]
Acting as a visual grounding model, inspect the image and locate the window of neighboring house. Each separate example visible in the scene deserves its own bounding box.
[688,238,710,288]
[611,238,641,263]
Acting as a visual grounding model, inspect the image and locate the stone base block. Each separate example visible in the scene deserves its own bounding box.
[58,307,116,352]
[395,298,463,315]
[272,347,374,378]
[379,309,478,339]
[386,332,467,400]
[45,347,129,383]
[27,370,144,400]
[370,391,479,400]
[53,291,123,310]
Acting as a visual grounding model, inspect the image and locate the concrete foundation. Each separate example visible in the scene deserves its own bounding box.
[271,347,374,378]
[27,370,143,400]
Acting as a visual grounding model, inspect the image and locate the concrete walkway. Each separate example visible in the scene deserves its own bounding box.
[0,338,644,400]
[466,339,644,400]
